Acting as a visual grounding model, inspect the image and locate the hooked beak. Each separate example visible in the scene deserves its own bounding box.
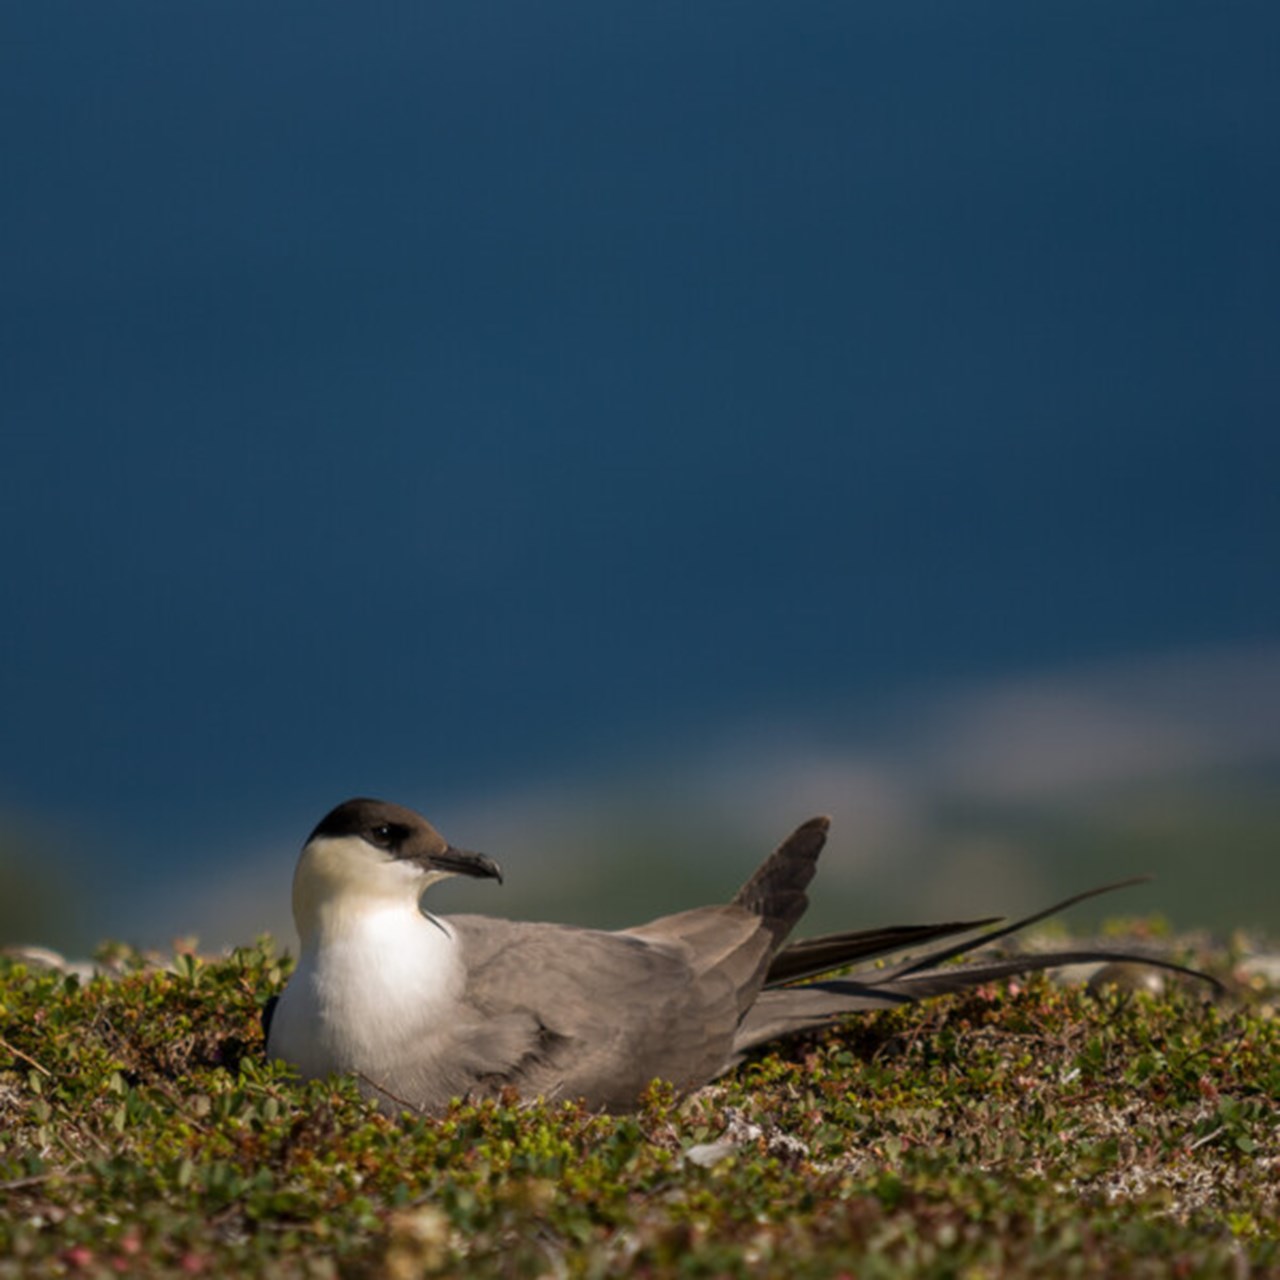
[426,845,504,885]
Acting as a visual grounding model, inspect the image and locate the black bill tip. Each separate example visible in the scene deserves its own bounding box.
[429,845,504,885]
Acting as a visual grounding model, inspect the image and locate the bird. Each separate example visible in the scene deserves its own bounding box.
[264,797,1214,1116]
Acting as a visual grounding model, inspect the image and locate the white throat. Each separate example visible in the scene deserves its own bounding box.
[269,836,463,1081]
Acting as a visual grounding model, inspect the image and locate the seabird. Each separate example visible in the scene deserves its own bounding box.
[265,797,1212,1115]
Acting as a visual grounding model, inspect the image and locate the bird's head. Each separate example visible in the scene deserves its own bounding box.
[292,797,502,941]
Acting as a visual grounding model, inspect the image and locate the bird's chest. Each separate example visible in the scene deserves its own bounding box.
[270,909,462,1079]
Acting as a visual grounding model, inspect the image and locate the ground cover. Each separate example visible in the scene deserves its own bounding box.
[1,936,1276,1278]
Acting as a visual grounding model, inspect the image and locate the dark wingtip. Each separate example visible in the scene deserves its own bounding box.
[731,815,832,946]
[261,993,279,1048]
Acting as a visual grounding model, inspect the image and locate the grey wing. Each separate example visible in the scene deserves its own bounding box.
[447,913,754,1111]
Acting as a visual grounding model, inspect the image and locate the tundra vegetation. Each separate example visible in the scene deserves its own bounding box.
[1,932,1276,1278]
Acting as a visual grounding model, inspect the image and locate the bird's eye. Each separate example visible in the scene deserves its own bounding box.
[368,824,397,849]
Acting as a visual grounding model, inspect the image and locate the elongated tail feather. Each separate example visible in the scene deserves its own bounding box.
[873,877,1156,983]
[766,919,999,986]
[732,878,1219,1060]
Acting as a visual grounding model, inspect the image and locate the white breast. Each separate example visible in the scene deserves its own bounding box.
[269,901,462,1083]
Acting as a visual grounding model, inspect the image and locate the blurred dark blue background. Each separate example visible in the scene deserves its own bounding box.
[3,4,1277,948]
